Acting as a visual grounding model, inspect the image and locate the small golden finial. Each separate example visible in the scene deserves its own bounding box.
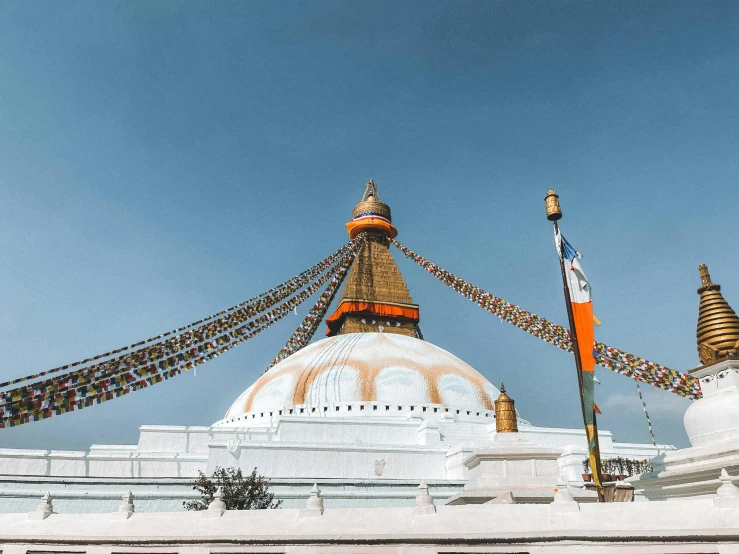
[698,264,719,293]
[362,179,380,203]
[494,382,518,433]
[544,189,562,221]
[694,264,739,368]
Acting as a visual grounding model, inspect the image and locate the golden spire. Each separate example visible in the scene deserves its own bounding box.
[494,383,518,433]
[325,180,419,337]
[695,264,739,367]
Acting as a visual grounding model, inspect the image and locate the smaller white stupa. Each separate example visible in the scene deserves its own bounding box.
[637,265,739,500]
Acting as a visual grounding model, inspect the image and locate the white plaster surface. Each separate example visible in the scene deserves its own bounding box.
[0,498,738,553]
[0,414,668,513]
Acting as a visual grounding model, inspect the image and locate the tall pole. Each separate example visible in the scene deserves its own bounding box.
[545,190,605,502]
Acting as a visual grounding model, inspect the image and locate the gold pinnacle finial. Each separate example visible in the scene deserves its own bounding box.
[494,383,518,433]
[544,189,562,221]
[362,179,381,203]
[698,264,718,292]
[694,264,739,368]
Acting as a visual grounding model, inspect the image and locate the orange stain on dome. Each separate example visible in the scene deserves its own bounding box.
[236,335,495,415]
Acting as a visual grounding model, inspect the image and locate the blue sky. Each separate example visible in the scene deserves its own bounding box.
[1,1,738,450]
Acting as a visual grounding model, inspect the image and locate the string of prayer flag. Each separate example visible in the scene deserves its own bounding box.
[0,248,362,428]
[0,239,367,427]
[265,234,364,371]
[0,242,355,390]
[392,240,701,399]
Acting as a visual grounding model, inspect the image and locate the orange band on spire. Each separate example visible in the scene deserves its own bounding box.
[346,217,398,240]
[325,300,419,333]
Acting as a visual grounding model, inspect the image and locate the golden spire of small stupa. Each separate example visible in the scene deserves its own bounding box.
[695,264,739,367]
[494,383,518,433]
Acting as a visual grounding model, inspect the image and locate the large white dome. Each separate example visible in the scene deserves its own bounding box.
[220,333,501,423]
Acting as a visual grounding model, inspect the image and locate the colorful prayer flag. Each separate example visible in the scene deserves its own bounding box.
[555,228,604,489]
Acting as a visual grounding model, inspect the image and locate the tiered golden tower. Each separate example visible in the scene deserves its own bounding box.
[325,181,420,337]
[694,264,739,368]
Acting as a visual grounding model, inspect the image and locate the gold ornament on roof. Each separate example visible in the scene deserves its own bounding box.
[494,383,518,433]
[544,188,562,221]
[694,264,739,367]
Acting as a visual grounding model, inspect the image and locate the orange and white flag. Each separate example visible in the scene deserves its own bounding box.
[555,229,594,371]
[555,227,603,488]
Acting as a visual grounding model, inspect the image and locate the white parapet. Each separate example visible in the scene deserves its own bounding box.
[1,497,738,552]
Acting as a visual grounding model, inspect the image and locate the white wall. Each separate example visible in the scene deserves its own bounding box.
[1,496,738,553]
[0,415,669,513]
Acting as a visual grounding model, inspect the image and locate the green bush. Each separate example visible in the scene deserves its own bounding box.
[184,466,282,511]
[582,457,653,477]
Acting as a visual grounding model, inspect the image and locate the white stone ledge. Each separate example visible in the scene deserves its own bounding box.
[0,449,86,458]
[0,487,452,501]
[215,402,496,427]
[0,500,737,545]
[89,444,138,451]
[518,426,613,438]
[610,441,676,452]
[0,490,198,500]
[270,477,467,485]
[209,441,449,454]
[0,474,466,487]
[137,425,211,432]
[84,453,207,462]
[0,475,196,485]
